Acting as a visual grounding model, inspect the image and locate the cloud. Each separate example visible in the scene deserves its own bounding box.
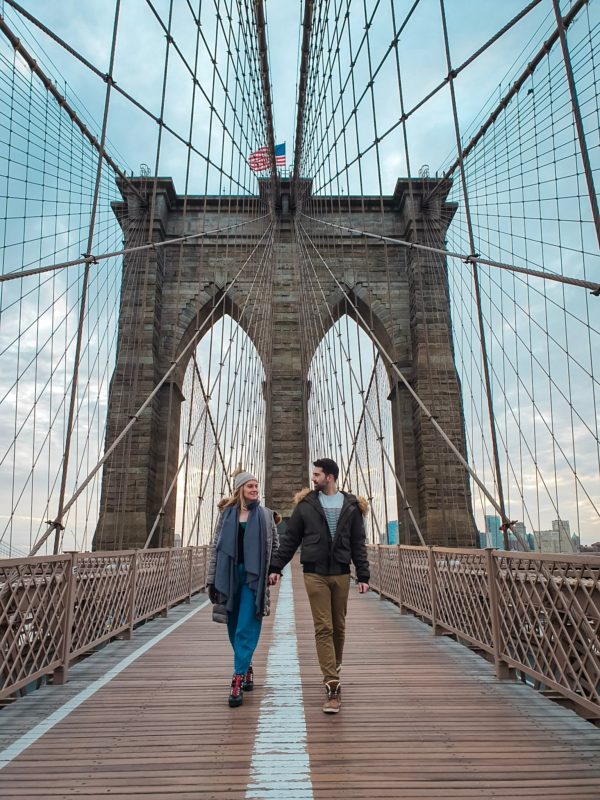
[1,0,598,553]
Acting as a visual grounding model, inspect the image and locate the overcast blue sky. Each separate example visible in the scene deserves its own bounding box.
[0,1,598,551]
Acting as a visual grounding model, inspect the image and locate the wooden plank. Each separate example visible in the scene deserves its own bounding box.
[290,562,600,800]
[0,591,274,798]
[0,558,598,799]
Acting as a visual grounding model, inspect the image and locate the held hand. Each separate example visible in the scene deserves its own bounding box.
[357,582,369,594]
[268,572,281,586]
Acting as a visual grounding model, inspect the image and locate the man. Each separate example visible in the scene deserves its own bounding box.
[268,458,370,714]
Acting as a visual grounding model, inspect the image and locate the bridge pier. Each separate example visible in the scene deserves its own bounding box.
[263,225,309,517]
[94,176,476,551]
[93,182,181,550]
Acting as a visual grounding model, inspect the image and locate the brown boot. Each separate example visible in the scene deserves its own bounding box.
[322,680,341,713]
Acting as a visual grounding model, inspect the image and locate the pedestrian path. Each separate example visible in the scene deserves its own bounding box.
[0,559,599,798]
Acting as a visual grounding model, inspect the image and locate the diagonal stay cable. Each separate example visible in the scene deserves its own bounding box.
[28,222,273,555]
[0,215,270,283]
[436,0,591,188]
[2,1,260,195]
[296,221,426,544]
[0,12,142,200]
[148,221,275,546]
[300,214,600,294]
[309,0,589,194]
[306,0,543,185]
[298,219,514,529]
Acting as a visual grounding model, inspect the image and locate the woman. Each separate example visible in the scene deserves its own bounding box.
[206,470,279,707]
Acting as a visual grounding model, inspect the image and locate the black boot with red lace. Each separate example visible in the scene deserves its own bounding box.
[228,673,244,707]
[242,664,254,692]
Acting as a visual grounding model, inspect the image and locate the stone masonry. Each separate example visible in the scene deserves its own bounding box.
[93,176,477,550]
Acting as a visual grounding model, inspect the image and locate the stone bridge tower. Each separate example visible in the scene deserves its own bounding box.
[93,176,477,551]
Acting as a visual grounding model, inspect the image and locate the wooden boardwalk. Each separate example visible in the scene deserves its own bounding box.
[1,559,599,799]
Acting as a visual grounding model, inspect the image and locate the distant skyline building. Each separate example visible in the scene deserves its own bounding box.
[532,519,574,553]
[513,521,526,540]
[479,518,582,552]
[511,521,527,551]
[387,520,399,545]
[553,519,571,539]
[484,515,504,549]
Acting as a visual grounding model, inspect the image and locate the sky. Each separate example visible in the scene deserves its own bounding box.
[2,0,580,193]
[0,0,599,551]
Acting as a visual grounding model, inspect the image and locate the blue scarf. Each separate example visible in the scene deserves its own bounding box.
[214,500,266,618]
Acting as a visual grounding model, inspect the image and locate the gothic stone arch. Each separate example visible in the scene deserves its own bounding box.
[93,177,477,550]
[93,179,270,550]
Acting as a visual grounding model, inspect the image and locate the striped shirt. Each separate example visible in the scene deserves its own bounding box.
[318,491,344,540]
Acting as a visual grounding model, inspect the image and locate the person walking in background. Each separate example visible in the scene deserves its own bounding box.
[207,469,279,707]
[268,458,369,714]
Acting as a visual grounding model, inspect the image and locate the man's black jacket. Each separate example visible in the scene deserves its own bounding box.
[269,488,370,583]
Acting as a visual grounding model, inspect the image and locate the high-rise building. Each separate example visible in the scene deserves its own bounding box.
[532,519,573,553]
[552,519,571,538]
[387,520,399,545]
[484,515,504,549]
[512,521,527,551]
[513,521,526,539]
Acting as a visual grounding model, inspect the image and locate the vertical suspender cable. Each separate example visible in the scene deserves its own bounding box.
[438,0,515,549]
[50,0,122,553]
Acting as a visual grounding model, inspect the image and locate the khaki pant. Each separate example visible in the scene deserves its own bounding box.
[303,573,351,683]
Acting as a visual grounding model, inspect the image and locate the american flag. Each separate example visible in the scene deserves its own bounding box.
[274,143,286,167]
[248,142,286,172]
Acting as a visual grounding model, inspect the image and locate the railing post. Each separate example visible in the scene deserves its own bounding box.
[187,546,194,602]
[203,544,209,590]
[124,550,138,640]
[485,547,510,679]
[396,544,403,608]
[161,549,172,618]
[377,545,383,599]
[428,546,439,635]
[53,551,78,686]
[399,546,410,615]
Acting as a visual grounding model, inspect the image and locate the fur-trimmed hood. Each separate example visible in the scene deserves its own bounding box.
[293,487,369,517]
[270,485,370,584]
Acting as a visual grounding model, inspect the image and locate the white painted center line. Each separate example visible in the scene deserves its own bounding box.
[0,598,210,771]
[246,566,313,799]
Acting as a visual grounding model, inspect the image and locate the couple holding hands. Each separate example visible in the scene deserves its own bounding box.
[207,457,370,713]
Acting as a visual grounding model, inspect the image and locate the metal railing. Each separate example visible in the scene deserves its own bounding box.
[0,546,209,700]
[3,543,599,718]
[368,544,600,717]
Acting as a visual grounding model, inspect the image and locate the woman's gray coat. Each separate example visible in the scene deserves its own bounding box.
[207,505,279,616]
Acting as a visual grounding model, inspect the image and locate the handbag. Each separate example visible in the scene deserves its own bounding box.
[212,602,228,624]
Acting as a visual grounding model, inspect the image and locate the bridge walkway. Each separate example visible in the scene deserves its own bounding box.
[0,560,599,799]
